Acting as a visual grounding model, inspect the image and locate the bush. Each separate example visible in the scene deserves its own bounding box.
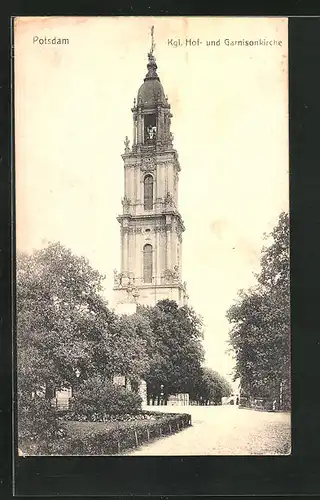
[71,377,142,419]
[63,409,165,423]
[47,412,192,455]
[18,395,67,454]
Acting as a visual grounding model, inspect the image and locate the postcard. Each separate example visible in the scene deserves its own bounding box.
[14,16,290,457]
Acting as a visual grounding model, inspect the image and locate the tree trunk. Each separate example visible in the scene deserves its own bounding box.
[45,383,55,400]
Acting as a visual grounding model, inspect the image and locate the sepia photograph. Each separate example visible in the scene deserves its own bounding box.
[14,16,290,457]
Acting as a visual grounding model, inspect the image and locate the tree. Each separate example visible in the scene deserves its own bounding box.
[71,376,142,418]
[210,370,233,403]
[17,243,155,450]
[104,313,150,388]
[137,299,205,402]
[17,242,150,400]
[189,367,232,405]
[227,212,290,409]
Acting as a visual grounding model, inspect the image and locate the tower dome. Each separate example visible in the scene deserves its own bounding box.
[137,53,167,107]
[137,78,166,107]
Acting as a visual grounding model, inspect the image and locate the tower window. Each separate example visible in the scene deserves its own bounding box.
[143,244,153,283]
[144,114,156,142]
[144,175,153,210]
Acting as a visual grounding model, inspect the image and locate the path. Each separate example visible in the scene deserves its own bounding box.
[125,405,291,456]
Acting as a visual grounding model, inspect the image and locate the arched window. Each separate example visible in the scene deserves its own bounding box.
[144,175,153,210]
[143,244,153,283]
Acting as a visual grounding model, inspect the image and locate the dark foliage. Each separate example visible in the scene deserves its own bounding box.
[227,212,290,408]
[17,243,151,450]
[39,412,192,455]
[18,395,67,454]
[137,299,205,400]
[189,367,233,404]
[71,377,142,418]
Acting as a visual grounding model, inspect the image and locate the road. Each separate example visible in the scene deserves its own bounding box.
[125,404,291,456]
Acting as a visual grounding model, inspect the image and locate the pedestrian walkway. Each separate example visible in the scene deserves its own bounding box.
[125,405,291,456]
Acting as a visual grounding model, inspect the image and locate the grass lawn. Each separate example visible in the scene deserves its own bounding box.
[63,418,155,437]
[20,412,192,455]
[64,420,120,437]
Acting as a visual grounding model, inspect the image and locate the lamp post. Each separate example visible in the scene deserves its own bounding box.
[73,368,81,396]
[160,384,164,406]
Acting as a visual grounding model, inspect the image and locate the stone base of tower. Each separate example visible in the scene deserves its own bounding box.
[114,301,137,316]
[112,283,188,309]
[136,284,186,307]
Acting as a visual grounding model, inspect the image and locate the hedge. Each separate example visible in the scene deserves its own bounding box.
[70,378,142,417]
[25,411,192,455]
[61,409,168,423]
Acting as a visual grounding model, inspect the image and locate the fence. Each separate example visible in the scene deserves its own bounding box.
[239,397,282,412]
[51,397,70,410]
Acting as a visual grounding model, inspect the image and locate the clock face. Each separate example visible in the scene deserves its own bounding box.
[141,157,156,171]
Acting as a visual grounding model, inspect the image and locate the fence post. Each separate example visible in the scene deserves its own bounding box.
[134,430,139,447]
[147,428,150,441]
[117,441,121,454]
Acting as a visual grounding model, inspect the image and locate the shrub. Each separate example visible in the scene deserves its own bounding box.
[63,409,165,423]
[71,377,142,419]
[18,395,67,454]
[47,412,192,455]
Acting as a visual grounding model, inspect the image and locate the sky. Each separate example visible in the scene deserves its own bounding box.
[15,17,288,383]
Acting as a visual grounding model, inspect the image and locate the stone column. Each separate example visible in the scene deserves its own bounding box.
[171,227,175,270]
[158,164,164,200]
[137,233,142,284]
[129,167,135,200]
[179,235,183,276]
[121,228,124,271]
[156,106,161,139]
[168,164,174,195]
[141,177,144,211]
[137,170,141,204]
[140,113,144,143]
[123,229,128,273]
[133,115,137,145]
[165,164,169,193]
[160,109,165,141]
[164,111,169,140]
[124,167,127,199]
[128,231,135,275]
[133,167,137,203]
[174,169,179,205]
[137,112,143,144]
[132,232,137,281]
[157,106,165,142]
[156,230,161,284]
[166,219,172,269]
[156,163,161,200]
[172,230,177,269]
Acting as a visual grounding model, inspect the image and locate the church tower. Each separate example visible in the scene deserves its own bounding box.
[113,27,188,309]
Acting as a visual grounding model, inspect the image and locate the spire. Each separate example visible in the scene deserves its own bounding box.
[150,25,156,55]
[145,25,159,81]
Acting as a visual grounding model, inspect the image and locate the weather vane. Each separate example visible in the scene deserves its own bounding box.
[150,25,155,55]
